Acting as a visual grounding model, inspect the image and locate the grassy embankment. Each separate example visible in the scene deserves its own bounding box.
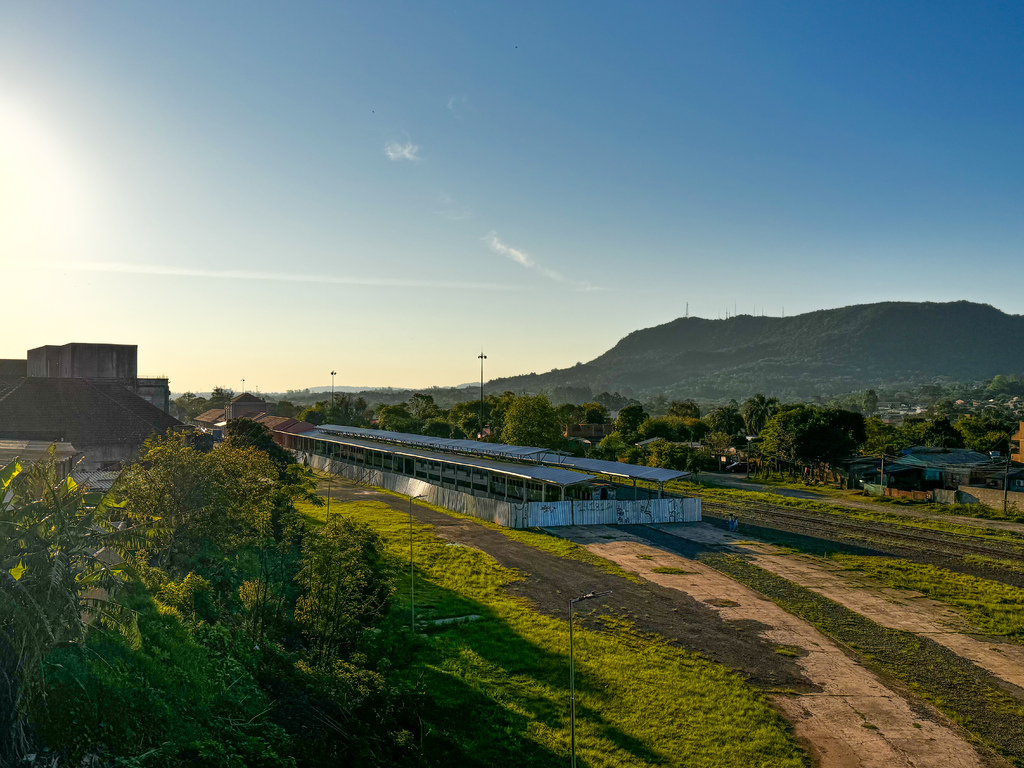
[299,497,809,768]
[699,552,1024,765]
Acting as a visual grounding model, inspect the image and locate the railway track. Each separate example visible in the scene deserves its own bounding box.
[701,499,1024,563]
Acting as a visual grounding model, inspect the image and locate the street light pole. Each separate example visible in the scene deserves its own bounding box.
[478,350,487,439]
[569,590,611,767]
[410,493,427,630]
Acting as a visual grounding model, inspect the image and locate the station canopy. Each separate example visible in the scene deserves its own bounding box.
[315,424,688,485]
[317,424,549,460]
[540,456,689,484]
[308,431,595,487]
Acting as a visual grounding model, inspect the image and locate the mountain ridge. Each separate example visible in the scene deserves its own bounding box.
[489,301,1024,400]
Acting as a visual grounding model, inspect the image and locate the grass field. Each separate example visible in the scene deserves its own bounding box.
[831,555,1024,641]
[298,498,809,768]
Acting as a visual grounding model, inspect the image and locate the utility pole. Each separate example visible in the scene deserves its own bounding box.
[330,370,337,410]
[569,590,611,768]
[410,494,427,630]
[478,350,487,439]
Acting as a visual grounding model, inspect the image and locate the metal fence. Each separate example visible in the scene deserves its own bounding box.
[298,452,701,528]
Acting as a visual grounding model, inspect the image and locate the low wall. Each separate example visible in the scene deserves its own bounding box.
[863,484,931,501]
[298,452,701,528]
[957,485,1024,512]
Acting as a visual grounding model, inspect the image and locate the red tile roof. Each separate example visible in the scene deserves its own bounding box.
[194,408,227,424]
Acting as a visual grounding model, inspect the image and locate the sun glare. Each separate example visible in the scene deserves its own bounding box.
[0,95,97,268]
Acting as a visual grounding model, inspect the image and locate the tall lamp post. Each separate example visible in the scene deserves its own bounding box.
[325,371,338,520]
[569,590,611,767]
[409,493,427,630]
[478,350,487,439]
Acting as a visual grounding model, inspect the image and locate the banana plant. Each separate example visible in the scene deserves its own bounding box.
[0,451,168,762]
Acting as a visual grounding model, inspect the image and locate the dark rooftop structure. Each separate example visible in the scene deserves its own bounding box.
[0,377,181,471]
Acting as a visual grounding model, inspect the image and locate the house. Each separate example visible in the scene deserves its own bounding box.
[0,377,181,471]
[251,414,316,449]
[862,447,1000,492]
[226,393,270,420]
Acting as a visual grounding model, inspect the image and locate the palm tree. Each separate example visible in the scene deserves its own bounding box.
[742,394,780,435]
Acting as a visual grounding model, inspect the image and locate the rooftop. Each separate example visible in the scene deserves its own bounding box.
[306,430,596,487]
[0,378,180,446]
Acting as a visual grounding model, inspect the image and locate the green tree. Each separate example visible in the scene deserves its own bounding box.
[376,404,418,433]
[706,401,745,435]
[207,386,235,410]
[637,417,678,442]
[275,399,299,418]
[173,392,208,421]
[1,455,155,761]
[581,402,610,424]
[667,399,700,419]
[408,393,441,421]
[500,395,563,449]
[614,404,648,438]
[863,390,879,416]
[294,516,395,661]
[226,418,295,471]
[741,394,780,434]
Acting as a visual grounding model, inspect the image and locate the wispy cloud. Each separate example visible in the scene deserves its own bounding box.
[446,94,468,119]
[63,262,517,292]
[384,141,419,161]
[483,232,606,292]
[436,192,472,221]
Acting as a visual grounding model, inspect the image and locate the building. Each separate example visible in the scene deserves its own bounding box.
[3,343,172,412]
[0,439,81,480]
[863,446,1001,493]
[0,377,181,471]
[285,423,701,529]
[226,392,270,420]
[1012,421,1024,464]
[192,395,277,440]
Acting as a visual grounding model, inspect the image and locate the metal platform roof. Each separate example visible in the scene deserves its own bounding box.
[317,424,549,459]
[306,431,595,486]
[541,455,688,484]
[313,425,688,484]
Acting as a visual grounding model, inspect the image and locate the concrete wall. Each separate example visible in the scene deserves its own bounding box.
[27,343,137,381]
[136,378,171,412]
[957,485,1024,512]
[299,451,702,528]
[26,346,62,377]
[76,442,142,472]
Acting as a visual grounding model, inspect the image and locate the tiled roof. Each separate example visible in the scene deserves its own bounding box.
[194,408,226,424]
[0,378,181,446]
[230,393,266,404]
[254,415,316,434]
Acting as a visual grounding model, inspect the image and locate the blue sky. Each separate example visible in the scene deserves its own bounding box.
[1,2,1021,391]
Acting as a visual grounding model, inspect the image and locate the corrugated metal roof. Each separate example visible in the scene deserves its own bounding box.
[317,424,549,459]
[540,455,688,484]
[898,448,999,469]
[316,424,688,484]
[306,431,595,486]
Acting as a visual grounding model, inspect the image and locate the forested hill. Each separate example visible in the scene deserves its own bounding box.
[490,301,1024,400]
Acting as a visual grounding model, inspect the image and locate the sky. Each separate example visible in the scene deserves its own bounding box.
[1,2,1022,392]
